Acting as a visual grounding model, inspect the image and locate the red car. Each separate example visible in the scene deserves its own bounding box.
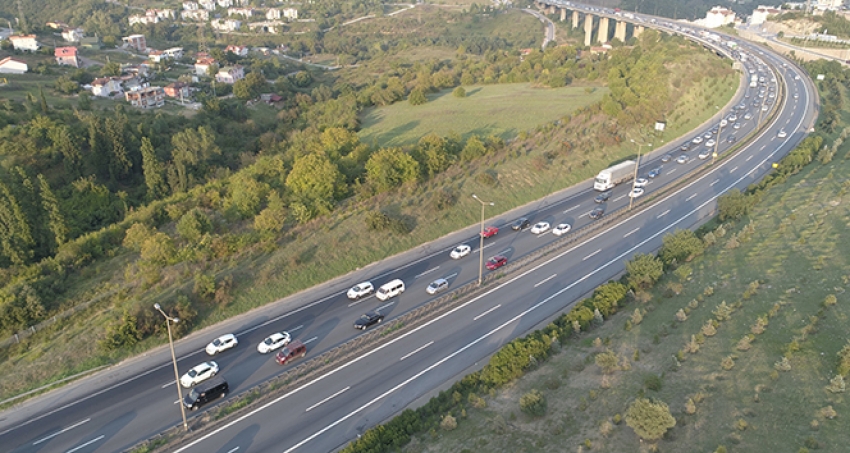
[275,340,307,365]
[486,255,508,270]
[481,226,499,238]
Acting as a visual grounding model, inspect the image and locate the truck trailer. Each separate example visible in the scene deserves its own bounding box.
[594,160,636,191]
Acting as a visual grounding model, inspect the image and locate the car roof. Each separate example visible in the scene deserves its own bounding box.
[194,375,227,392]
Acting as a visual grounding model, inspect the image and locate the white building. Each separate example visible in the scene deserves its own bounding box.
[817,0,843,10]
[183,1,199,10]
[181,9,210,21]
[9,35,39,52]
[123,34,147,52]
[228,7,254,18]
[199,0,216,11]
[0,57,28,74]
[211,19,242,31]
[61,28,84,43]
[283,8,298,20]
[217,0,234,7]
[164,47,184,60]
[750,6,782,25]
[129,14,160,26]
[225,44,249,57]
[266,8,281,20]
[701,6,736,29]
[195,57,216,76]
[91,77,123,97]
[215,64,244,84]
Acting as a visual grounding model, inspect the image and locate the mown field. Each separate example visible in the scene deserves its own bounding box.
[358,84,608,147]
[401,121,850,452]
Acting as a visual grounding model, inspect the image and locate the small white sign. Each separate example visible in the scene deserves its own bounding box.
[817,74,825,80]
[655,121,666,132]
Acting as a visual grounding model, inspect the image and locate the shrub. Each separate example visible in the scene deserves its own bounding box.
[453,86,466,98]
[824,294,838,307]
[775,357,792,371]
[737,335,753,351]
[519,390,547,417]
[468,393,487,408]
[625,398,676,441]
[837,341,850,376]
[820,406,837,419]
[440,414,457,431]
[684,335,700,354]
[826,375,846,393]
[630,308,643,325]
[685,398,696,414]
[176,208,212,242]
[675,309,688,322]
[595,350,620,374]
[713,301,734,321]
[644,374,663,391]
[721,356,735,370]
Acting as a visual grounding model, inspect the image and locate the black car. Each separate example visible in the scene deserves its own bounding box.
[511,217,530,231]
[594,191,612,203]
[183,376,228,411]
[589,207,604,220]
[354,311,384,330]
[726,135,737,143]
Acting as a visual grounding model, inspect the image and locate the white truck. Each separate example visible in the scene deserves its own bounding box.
[594,160,636,191]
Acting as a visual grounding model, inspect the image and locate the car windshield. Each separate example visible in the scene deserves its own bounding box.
[213,339,221,346]
[280,347,290,356]
[264,338,273,345]
[188,389,200,400]
[188,369,197,377]
[360,314,371,321]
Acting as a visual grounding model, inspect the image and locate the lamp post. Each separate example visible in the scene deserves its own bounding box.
[472,194,494,286]
[629,139,651,210]
[713,119,723,165]
[154,303,188,431]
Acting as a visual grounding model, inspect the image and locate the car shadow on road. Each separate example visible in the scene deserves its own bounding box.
[215,423,260,453]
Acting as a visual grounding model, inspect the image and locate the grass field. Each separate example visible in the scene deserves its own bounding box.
[358,84,608,147]
[401,141,850,452]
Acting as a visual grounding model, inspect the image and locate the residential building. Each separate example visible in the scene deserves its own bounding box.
[247,22,280,33]
[195,57,216,76]
[283,8,298,20]
[702,6,736,28]
[164,82,190,99]
[199,0,216,10]
[228,7,254,18]
[129,14,160,26]
[62,28,84,43]
[55,46,80,68]
[0,57,28,74]
[9,35,39,52]
[45,21,69,30]
[181,9,210,21]
[164,47,184,60]
[211,19,242,31]
[266,8,281,20]
[215,64,244,84]
[147,9,176,20]
[80,36,101,50]
[121,63,150,77]
[183,1,199,10]
[121,76,146,93]
[91,77,123,97]
[817,0,843,10]
[123,34,147,52]
[750,6,782,25]
[125,86,165,109]
[148,50,165,63]
[224,44,248,57]
[217,0,234,7]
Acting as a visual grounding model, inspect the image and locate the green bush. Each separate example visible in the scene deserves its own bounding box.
[519,389,547,417]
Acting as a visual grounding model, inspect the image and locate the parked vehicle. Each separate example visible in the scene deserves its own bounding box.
[594,160,636,191]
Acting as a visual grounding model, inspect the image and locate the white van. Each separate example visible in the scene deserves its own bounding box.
[375,279,405,301]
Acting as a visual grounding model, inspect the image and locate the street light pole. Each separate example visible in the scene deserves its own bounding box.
[155,303,188,431]
[472,194,494,286]
[629,139,651,210]
[713,120,723,165]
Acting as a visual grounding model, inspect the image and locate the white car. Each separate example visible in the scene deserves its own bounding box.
[257,332,291,354]
[530,222,550,234]
[180,361,219,388]
[206,334,238,355]
[450,244,471,260]
[733,122,742,129]
[634,177,648,188]
[628,187,644,198]
[698,150,712,160]
[720,119,727,127]
[691,136,703,144]
[793,93,799,99]
[744,112,753,120]
[794,75,800,80]
[676,155,689,164]
[728,114,737,122]
[426,278,449,295]
[705,139,716,148]
[347,282,374,300]
[777,129,787,138]
[552,223,571,236]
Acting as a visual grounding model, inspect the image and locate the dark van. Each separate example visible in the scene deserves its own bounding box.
[183,376,228,411]
[275,339,307,365]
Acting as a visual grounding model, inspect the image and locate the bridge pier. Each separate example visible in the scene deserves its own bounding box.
[560,8,566,22]
[614,20,627,42]
[572,10,579,29]
[584,14,593,47]
[634,25,644,38]
[598,16,610,44]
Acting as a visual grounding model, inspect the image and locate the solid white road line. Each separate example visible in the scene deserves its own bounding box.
[33,418,91,445]
[534,274,557,288]
[623,227,640,238]
[304,337,318,344]
[415,267,440,278]
[305,387,350,412]
[399,341,434,361]
[685,193,697,201]
[582,249,601,261]
[347,296,373,308]
[473,305,501,321]
[563,205,581,214]
[657,209,670,218]
[65,435,104,453]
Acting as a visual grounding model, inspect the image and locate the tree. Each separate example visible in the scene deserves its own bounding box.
[170,126,221,193]
[176,208,212,242]
[658,229,704,266]
[626,253,664,289]
[141,137,167,200]
[453,86,466,98]
[415,134,452,178]
[595,350,620,374]
[285,152,345,218]
[408,88,427,105]
[460,135,487,161]
[365,147,420,193]
[0,181,34,265]
[102,62,121,77]
[625,398,676,441]
[254,191,287,234]
[519,390,547,417]
[140,232,175,265]
[717,188,752,221]
[37,175,68,248]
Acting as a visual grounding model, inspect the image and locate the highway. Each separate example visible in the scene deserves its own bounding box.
[0,6,818,453]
